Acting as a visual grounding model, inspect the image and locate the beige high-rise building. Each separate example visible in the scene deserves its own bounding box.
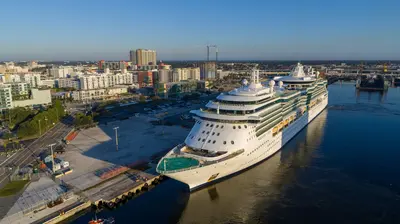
[188,67,200,80]
[134,49,157,66]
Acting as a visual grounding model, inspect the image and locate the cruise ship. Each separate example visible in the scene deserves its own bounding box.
[156,63,328,191]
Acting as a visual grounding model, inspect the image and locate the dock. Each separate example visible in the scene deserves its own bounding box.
[24,173,164,224]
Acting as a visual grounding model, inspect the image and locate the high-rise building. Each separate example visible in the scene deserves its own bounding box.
[200,62,216,80]
[98,60,105,70]
[137,71,153,87]
[49,67,71,78]
[22,73,41,87]
[129,50,136,64]
[158,69,173,83]
[0,85,13,110]
[103,61,127,70]
[188,68,200,80]
[133,49,157,66]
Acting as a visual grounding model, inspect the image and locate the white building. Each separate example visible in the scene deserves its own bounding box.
[7,74,21,83]
[49,67,71,78]
[79,73,133,90]
[13,89,52,108]
[41,80,55,88]
[0,85,13,110]
[72,86,128,101]
[10,83,31,96]
[22,73,41,87]
[57,78,80,89]
[172,68,200,82]
[188,67,200,80]
[158,69,173,83]
[0,85,51,110]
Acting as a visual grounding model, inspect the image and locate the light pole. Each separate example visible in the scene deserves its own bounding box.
[45,117,48,131]
[113,127,119,151]
[49,143,56,173]
[55,107,59,121]
[38,120,41,136]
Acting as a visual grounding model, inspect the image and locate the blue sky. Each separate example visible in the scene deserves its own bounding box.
[1,0,399,61]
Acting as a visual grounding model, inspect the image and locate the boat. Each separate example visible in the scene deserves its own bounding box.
[88,215,115,224]
[156,63,328,191]
[356,74,389,91]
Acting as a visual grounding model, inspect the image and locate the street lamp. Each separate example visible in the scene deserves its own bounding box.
[38,120,41,136]
[55,107,59,121]
[113,127,119,151]
[44,117,48,131]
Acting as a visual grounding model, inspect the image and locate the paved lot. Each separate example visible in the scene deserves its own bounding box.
[59,116,188,192]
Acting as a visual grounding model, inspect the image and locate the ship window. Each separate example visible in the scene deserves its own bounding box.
[217,133,220,136]
[223,141,226,145]
[221,125,224,129]
[231,141,234,144]
[212,132,215,135]
[207,131,210,134]
[233,126,236,129]
[206,124,209,127]
[238,126,241,129]
[191,136,194,139]
[198,138,201,141]
[210,124,214,127]
[216,125,219,128]
[202,131,205,133]
[244,125,247,128]
[202,139,205,142]
[213,140,216,144]
[208,140,211,143]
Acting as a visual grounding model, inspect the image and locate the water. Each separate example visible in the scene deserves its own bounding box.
[71,83,400,224]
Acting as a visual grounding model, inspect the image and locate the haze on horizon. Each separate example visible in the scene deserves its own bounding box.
[1,0,399,61]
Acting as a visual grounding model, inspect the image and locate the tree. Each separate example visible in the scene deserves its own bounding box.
[139,95,146,103]
[74,113,94,128]
[151,96,161,101]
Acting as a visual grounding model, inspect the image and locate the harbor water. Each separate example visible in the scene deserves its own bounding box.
[71,82,400,224]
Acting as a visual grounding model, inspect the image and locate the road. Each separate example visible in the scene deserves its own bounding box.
[0,114,75,188]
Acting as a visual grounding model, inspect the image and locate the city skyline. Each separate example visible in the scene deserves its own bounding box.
[1,0,400,61]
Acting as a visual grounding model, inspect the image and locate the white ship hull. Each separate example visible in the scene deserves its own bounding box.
[165,96,328,191]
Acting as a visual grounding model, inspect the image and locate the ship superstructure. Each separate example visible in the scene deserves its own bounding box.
[157,63,328,191]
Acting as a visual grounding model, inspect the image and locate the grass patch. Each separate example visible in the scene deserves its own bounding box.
[0,180,29,197]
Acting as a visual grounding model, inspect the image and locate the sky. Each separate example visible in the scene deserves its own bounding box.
[1,0,400,61]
